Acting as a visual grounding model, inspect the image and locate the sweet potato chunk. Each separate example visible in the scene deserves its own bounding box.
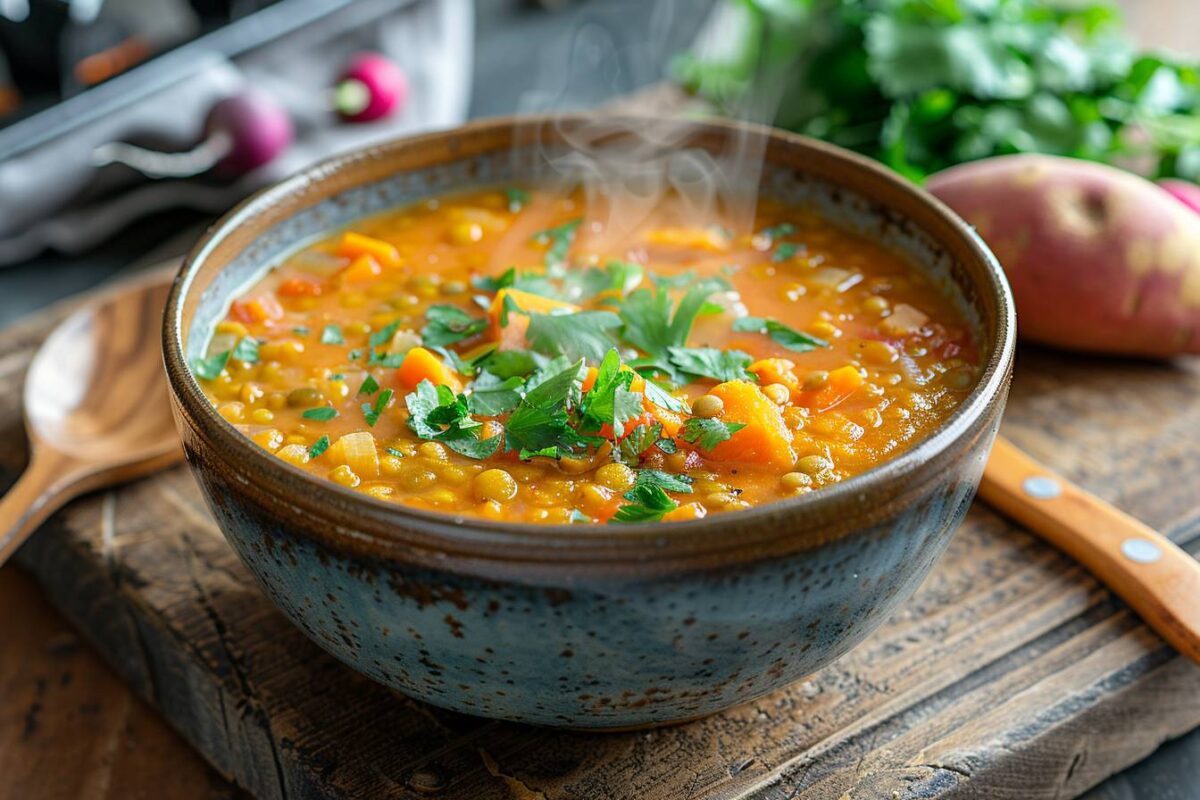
[705,381,796,468]
[488,289,579,350]
[797,365,864,412]
[395,347,462,393]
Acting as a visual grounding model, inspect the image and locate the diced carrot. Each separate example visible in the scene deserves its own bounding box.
[704,381,796,468]
[489,289,578,349]
[340,254,383,284]
[230,293,283,324]
[748,358,799,394]
[277,275,324,297]
[796,365,864,412]
[338,232,400,267]
[647,404,683,437]
[581,366,599,393]
[644,226,730,252]
[395,346,463,393]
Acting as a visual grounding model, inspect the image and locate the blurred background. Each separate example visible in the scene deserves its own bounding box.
[1,1,1198,798]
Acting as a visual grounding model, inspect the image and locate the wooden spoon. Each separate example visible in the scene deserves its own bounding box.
[980,436,1200,663]
[0,269,182,566]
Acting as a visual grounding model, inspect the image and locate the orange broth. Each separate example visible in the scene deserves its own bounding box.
[195,187,977,524]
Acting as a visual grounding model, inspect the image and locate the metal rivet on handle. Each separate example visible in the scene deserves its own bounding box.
[1121,538,1162,564]
[1022,476,1061,499]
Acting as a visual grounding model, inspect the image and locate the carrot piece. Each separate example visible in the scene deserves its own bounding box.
[647,404,683,437]
[230,293,283,324]
[340,254,383,284]
[644,226,730,252]
[277,275,324,297]
[663,502,707,522]
[797,365,864,412]
[338,232,400,267]
[489,289,579,349]
[395,347,463,393]
[748,358,799,394]
[703,381,796,468]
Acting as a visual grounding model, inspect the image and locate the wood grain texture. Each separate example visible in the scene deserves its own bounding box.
[3,276,1200,800]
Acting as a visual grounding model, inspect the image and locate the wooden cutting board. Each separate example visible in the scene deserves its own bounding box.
[4,266,1200,800]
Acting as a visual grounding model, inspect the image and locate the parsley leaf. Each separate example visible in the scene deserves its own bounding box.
[578,349,630,435]
[357,375,380,396]
[232,337,259,363]
[302,407,338,421]
[404,380,500,459]
[361,388,393,427]
[308,435,330,460]
[612,385,645,439]
[523,310,622,363]
[321,325,344,345]
[666,346,754,382]
[773,242,800,262]
[732,316,829,353]
[759,223,795,242]
[634,469,694,494]
[618,277,729,357]
[611,484,679,523]
[505,186,530,212]
[503,360,585,456]
[422,305,487,347]
[681,417,746,450]
[467,372,524,416]
[369,321,401,348]
[532,218,582,270]
[562,260,644,302]
[641,379,687,413]
[193,350,230,381]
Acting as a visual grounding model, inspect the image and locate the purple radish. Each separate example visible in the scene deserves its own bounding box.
[1159,179,1200,215]
[92,89,293,178]
[334,53,407,123]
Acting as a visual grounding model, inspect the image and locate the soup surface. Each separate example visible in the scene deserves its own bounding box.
[195,187,977,524]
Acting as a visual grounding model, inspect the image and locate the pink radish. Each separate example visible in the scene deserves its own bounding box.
[92,89,293,178]
[334,53,408,123]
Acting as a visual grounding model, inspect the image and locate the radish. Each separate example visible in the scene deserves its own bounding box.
[92,89,293,178]
[334,53,408,123]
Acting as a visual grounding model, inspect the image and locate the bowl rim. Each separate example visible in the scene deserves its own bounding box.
[163,114,1015,563]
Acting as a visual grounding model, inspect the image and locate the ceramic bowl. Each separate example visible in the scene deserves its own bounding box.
[163,116,1015,728]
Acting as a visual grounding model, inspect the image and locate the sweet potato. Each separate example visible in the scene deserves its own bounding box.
[927,154,1200,356]
[747,358,799,394]
[489,289,578,350]
[395,347,462,393]
[796,365,864,413]
[705,381,795,469]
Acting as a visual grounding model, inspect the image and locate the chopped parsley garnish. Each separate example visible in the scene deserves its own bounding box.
[562,260,644,301]
[193,350,230,381]
[385,447,406,458]
[369,321,401,348]
[348,348,363,360]
[308,435,330,460]
[292,326,310,336]
[522,309,622,363]
[321,325,344,345]
[618,277,729,358]
[503,360,588,457]
[759,223,795,242]
[357,375,380,396]
[361,388,393,427]
[422,305,487,347]
[773,242,800,262]
[404,380,501,459]
[369,351,407,368]
[617,423,674,463]
[732,316,829,353]
[681,418,746,450]
[466,372,524,416]
[633,469,693,494]
[611,484,679,523]
[666,346,754,382]
[505,186,530,212]
[302,407,339,421]
[568,509,593,524]
[531,218,581,270]
[232,337,260,363]
[641,379,687,413]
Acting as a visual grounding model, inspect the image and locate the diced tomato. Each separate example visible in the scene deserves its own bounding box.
[230,293,284,324]
[277,275,324,297]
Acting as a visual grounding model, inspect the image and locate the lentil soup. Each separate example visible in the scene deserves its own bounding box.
[193,187,978,524]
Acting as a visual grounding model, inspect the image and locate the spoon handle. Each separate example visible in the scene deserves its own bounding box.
[980,436,1200,663]
[0,453,74,566]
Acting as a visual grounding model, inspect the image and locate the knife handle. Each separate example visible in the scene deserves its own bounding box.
[979,436,1200,663]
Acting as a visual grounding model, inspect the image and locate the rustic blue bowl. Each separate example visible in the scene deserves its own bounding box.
[163,116,1014,728]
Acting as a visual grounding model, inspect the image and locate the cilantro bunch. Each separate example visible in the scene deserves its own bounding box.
[674,0,1200,181]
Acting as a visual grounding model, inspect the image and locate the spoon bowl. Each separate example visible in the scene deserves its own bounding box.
[0,267,182,565]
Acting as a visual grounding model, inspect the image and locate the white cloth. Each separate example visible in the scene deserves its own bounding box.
[0,0,473,264]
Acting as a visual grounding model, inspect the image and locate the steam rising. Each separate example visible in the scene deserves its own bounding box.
[509,0,786,256]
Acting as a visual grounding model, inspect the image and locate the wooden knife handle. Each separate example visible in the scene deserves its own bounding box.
[979,436,1200,663]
